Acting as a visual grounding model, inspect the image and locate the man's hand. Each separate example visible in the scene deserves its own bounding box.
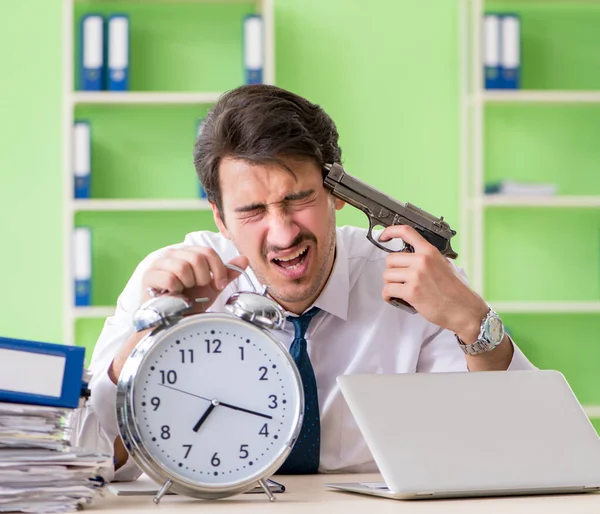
[140,247,249,314]
[380,225,487,336]
[109,248,249,385]
[379,225,513,371]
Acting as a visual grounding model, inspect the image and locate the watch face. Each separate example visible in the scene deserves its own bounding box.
[484,314,505,345]
[118,313,302,492]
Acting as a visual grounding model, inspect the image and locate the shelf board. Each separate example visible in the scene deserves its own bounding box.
[492,302,600,314]
[71,199,212,211]
[482,90,600,104]
[71,92,223,105]
[74,0,255,3]
[481,196,600,208]
[73,306,115,319]
[584,406,600,419]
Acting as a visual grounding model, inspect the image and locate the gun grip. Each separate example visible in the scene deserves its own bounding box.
[389,297,417,314]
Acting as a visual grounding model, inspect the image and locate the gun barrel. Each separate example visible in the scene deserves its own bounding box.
[323,163,455,240]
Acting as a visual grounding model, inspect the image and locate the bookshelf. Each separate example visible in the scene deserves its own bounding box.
[483,90,600,103]
[62,0,275,359]
[461,0,600,424]
[71,92,224,105]
[71,199,212,211]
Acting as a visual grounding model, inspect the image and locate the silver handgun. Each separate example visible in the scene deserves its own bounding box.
[323,163,458,311]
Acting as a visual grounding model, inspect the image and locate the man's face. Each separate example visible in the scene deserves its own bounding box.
[211,157,345,314]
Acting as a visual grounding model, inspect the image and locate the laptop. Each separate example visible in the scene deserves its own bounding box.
[327,370,600,499]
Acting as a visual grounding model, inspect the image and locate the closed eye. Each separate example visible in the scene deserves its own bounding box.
[238,208,265,221]
[284,190,317,208]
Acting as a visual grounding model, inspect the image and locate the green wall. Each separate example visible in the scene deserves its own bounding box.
[0,0,460,344]
[0,0,63,342]
[1,0,599,428]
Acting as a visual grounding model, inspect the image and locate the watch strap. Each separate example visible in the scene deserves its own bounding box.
[455,307,503,355]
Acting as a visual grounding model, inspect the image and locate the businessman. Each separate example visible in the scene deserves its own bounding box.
[71,84,535,481]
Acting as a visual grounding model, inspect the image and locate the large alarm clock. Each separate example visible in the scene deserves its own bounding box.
[116,270,304,503]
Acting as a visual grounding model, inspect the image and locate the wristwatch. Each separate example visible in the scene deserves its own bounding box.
[455,307,505,355]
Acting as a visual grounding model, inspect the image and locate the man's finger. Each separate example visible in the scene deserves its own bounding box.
[379,224,433,253]
[153,257,197,289]
[178,248,220,289]
[382,268,413,284]
[143,269,185,296]
[385,251,414,269]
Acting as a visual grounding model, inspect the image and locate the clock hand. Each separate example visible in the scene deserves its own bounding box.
[218,401,273,420]
[193,400,218,433]
[158,383,272,420]
[158,383,211,402]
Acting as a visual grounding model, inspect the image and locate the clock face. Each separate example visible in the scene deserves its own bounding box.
[120,313,302,490]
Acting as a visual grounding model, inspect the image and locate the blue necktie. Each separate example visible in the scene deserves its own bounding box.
[277,306,321,474]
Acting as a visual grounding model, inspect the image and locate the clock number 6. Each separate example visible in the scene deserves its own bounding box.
[211,452,221,467]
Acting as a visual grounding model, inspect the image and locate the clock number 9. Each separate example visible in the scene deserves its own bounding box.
[151,397,160,411]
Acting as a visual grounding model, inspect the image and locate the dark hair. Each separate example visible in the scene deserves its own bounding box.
[193,84,342,214]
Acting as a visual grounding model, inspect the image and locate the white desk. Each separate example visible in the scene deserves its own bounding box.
[89,473,600,513]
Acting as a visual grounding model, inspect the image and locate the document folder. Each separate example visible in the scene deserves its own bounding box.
[0,337,86,409]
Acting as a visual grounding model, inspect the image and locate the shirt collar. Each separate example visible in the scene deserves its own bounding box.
[312,229,349,321]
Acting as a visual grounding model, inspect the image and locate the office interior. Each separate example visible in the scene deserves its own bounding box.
[1,0,599,483]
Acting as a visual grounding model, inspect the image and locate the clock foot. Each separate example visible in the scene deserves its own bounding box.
[153,479,173,504]
[258,479,276,502]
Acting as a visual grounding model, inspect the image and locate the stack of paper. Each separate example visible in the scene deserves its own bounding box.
[485,180,557,196]
[0,403,111,513]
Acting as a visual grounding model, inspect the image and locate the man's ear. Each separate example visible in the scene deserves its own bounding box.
[334,197,346,211]
[211,202,231,239]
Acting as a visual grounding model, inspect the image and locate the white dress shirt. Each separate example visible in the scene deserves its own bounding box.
[70,225,535,481]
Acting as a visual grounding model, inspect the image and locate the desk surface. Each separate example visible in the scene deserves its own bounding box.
[89,473,600,513]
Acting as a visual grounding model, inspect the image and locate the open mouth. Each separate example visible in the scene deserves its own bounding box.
[272,246,309,270]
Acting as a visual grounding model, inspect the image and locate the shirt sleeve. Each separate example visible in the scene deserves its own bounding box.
[417,326,537,373]
[506,335,537,370]
[417,327,469,373]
